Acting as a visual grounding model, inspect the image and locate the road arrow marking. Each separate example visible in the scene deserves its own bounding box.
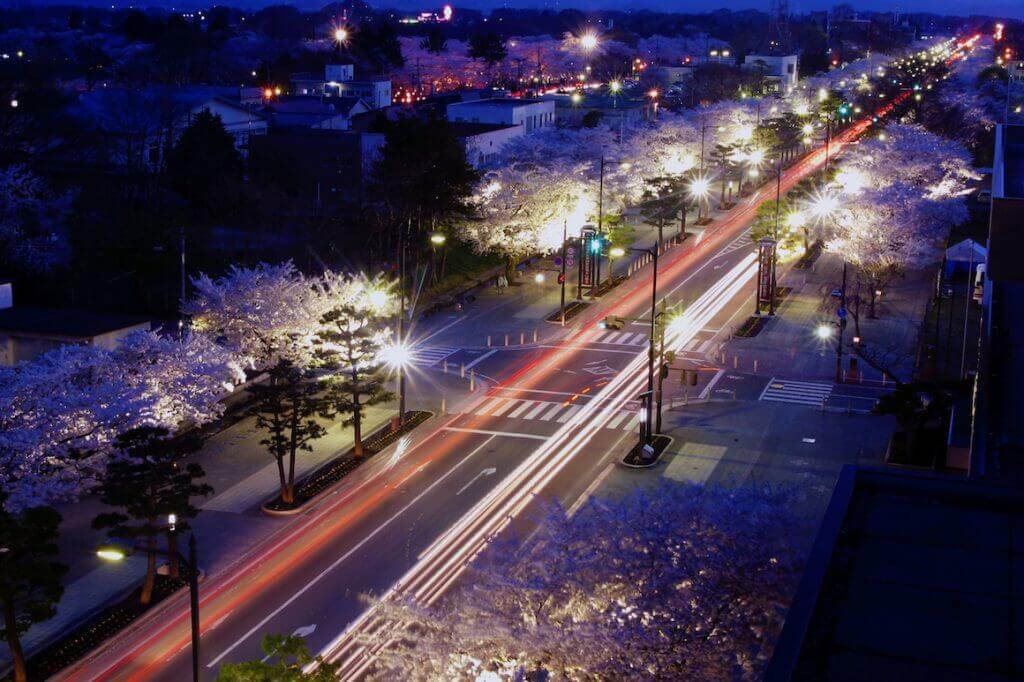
[260,625,317,662]
[456,467,497,496]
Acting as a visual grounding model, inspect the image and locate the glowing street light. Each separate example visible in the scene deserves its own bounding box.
[816,324,834,339]
[609,246,626,258]
[96,546,127,562]
[429,232,446,246]
[381,340,413,371]
[534,272,546,284]
[609,80,622,94]
[334,27,349,43]
[580,32,599,52]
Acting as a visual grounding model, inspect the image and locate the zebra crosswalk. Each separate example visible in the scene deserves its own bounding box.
[582,329,650,346]
[759,378,833,406]
[410,346,460,367]
[461,396,639,431]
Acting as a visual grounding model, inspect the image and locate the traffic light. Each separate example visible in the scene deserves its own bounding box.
[660,363,670,380]
[590,234,603,254]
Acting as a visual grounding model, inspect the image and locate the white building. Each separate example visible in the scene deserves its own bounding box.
[446,98,555,133]
[291,65,393,110]
[447,122,524,167]
[742,53,799,96]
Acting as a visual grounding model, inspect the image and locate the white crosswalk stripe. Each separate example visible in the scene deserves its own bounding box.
[410,345,460,367]
[459,397,637,430]
[759,378,833,406]
[590,330,648,346]
[717,234,753,258]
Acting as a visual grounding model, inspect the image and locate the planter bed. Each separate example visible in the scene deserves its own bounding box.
[734,315,770,338]
[545,299,591,323]
[17,575,188,682]
[793,242,823,270]
[262,410,433,513]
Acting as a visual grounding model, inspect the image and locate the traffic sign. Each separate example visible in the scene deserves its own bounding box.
[837,307,847,319]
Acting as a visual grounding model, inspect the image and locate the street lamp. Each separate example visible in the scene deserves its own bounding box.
[97,534,202,682]
[580,32,599,52]
[334,27,349,43]
[688,174,711,222]
[626,245,661,451]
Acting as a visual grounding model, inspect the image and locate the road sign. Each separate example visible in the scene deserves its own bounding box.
[554,256,563,266]
[566,246,576,268]
[837,307,847,319]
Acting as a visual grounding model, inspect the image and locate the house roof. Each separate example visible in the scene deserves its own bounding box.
[446,121,518,137]
[0,307,150,338]
[265,96,367,127]
[72,86,245,131]
[451,97,541,107]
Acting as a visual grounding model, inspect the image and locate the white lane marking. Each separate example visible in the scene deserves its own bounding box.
[698,369,726,400]
[440,427,549,440]
[605,412,630,429]
[539,403,564,421]
[506,400,535,418]
[455,467,497,496]
[416,315,466,344]
[474,397,504,416]
[523,402,551,419]
[488,399,518,417]
[556,405,582,423]
[205,434,496,668]
[464,348,497,371]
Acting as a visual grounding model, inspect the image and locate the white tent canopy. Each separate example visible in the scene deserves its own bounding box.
[945,238,987,263]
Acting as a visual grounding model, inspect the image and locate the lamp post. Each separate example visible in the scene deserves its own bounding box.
[97,534,201,682]
[628,245,659,448]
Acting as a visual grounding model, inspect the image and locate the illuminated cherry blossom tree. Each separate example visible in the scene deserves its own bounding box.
[365,482,811,681]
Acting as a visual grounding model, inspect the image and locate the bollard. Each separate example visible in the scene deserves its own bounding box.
[753,359,758,373]
[733,356,738,369]
[520,332,524,345]
[441,397,446,414]
[882,373,887,386]
[533,329,538,343]
[487,335,492,348]
[460,363,465,379]
[504,333,509,347]
[821,397,826,412]
[443,359,448,374]
[469,369,475,391]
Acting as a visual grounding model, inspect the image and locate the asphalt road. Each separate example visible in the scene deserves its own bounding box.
[57,114,880,682]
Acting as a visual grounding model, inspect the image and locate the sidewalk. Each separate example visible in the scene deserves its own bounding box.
[719,252,936,383]
[0,371,474,670]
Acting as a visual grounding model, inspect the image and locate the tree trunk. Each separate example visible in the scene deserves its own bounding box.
[4,599,27,682]
[141,532,156,606]
[505,255,515,283]
[352,388,363,457]
[869,285,878,319]
[275,451,288,503]
[287,403,299,504]
[167,531,180,579]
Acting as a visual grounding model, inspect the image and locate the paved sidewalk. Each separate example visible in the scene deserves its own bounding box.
[718,252,935,383]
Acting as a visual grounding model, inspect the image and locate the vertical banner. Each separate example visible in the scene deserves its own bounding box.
[756,238,777,314]
[580,226,597,289]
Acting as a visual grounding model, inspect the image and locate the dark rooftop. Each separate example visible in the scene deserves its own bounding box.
[0,307,150,338]
[452,97,541,106]
[767,466,1024,682]
[446,121,518,137]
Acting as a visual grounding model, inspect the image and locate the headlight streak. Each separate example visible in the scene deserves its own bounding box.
[316,254,759,678]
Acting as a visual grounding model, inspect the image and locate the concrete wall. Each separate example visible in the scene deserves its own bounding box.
[446,100,555,131]
[461,126,524,167]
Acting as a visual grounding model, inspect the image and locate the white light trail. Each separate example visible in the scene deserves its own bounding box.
[316,253,759,678]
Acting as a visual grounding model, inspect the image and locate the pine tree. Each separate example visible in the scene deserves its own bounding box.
[317,305,393,457]
[0,501,67,682]
[93,427,212,604]
[216,634,340,681]
[250,361,330,505]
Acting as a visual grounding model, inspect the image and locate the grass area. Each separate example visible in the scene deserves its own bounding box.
[421,240,504,302]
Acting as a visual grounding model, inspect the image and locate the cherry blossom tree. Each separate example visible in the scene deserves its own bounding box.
[364,482,812,681]
[0,332,242,512]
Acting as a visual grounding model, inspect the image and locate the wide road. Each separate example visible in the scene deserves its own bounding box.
[57,112,879,682]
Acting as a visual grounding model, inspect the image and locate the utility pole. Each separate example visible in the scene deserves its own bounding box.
[397,220,409,424]
[836,261,847,383]
[595,155,605,293]
[559,221,568,326]
[655,306,667,434]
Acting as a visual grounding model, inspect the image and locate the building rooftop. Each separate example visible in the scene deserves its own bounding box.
[767,466,1024,681]
[451,97,541,107]
[0,307,150,338]
[446,121,518,137]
